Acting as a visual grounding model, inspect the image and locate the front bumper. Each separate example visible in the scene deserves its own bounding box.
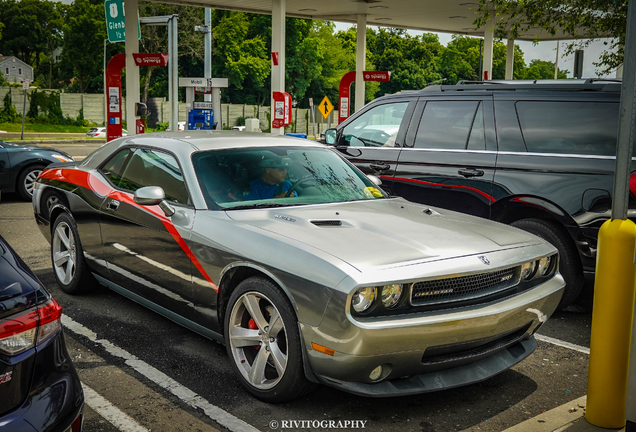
[300,273,564,396]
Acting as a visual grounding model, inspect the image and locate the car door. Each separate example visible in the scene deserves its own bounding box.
[0,143,10,190]
[392,95,497,219]
[333,98,417,195]
[98,147,197,319]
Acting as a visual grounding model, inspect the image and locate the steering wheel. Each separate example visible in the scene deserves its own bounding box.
[285,177,318,197]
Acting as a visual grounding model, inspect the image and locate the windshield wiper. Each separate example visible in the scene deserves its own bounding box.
[226,202,299,210]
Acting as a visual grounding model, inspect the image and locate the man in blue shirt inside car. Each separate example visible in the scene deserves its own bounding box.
[245,156,297,200]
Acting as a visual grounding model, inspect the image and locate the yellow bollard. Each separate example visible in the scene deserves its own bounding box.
[586,218,636,428]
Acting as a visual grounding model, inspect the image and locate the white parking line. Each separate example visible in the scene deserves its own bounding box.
[62,315,260,432]
[82,384,148,432]
[535,334,590,355]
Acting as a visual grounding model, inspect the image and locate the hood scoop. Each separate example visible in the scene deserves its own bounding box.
[311,220,342,227]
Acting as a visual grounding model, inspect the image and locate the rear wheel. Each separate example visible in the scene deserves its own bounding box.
[17,164,45,201]
[224,277,315,403]
[511,218,584,310]
[51,212,97,294]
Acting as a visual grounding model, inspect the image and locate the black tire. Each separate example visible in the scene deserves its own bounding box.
[224,276,316,403]
[17,163,46,201]
[42,190,63,221]
[511,218,584,310]
[50,212,98,294]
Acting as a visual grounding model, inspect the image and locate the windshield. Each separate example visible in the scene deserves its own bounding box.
[192,146,387,210]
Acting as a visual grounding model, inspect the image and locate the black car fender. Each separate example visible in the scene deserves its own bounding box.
[491,194,592,259]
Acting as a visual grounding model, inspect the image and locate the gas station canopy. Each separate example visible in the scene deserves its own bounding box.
[146,0,570,41]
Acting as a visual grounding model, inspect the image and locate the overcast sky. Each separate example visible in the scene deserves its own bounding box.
[334,22,618,79]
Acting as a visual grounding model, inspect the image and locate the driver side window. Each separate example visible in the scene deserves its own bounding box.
[341,102,409,148]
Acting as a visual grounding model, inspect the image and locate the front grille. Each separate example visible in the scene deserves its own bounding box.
[410,267,518,307]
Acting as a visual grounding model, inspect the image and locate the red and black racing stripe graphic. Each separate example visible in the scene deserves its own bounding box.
[39,168,219,292]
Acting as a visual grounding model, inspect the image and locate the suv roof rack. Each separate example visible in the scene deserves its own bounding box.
[420,79,621,93]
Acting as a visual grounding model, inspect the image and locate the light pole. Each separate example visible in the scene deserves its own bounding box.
[104,38,108,126]
[20,79,31,140]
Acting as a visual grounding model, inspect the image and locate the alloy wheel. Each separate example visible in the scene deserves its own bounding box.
[52,221,76,285]
[23,168,43,197]
[228,291,288,390]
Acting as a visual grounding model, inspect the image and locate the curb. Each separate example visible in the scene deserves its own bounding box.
[503,396,625,432]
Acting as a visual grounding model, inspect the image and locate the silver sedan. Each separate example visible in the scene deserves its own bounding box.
[33,132,564,402]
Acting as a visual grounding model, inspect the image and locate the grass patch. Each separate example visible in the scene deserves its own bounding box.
[0,122,93,133]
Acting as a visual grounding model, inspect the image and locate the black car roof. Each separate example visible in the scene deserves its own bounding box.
[389,78,622,96]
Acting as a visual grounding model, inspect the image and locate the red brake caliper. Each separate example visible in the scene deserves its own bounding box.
[248,318,260,349]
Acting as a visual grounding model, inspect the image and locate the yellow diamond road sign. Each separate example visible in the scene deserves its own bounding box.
[318,96,333,119]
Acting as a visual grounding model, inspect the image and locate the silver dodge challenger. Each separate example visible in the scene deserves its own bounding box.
[33,132,564,402]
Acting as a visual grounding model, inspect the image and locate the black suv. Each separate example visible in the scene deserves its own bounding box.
[325,79,624,310]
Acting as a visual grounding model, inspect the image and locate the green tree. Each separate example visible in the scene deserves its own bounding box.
[212,12,270,105]
[366,28,444,94]
[0,0,64,68]
[474,0,627,75]
[522,59,569,80]
[139,2,205,103]
[303,21,356,108]
[58,0,107,93]
[443,35,527,82]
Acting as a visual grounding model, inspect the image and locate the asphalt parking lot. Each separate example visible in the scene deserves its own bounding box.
[0,141,597,432]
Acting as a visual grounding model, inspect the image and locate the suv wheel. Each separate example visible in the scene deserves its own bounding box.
[511,218,584,310]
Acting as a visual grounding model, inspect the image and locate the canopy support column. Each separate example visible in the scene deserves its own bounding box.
[271,0,286,135]
[355,14,367,113]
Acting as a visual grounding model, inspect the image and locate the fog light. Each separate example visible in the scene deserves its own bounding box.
[369,365,383,381]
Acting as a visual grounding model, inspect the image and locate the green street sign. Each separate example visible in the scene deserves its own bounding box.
[105,0,141,43]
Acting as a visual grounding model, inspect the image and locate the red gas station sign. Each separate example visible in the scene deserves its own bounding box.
[363,71,391,81]
[338,70,391,124]
[272,91,292,129]
[132,53,169,67]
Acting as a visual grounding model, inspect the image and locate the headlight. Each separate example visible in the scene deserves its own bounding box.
[352,287,376,313]
[381,284,403,308]
[51,153,74,162]
[538,255,554,276]
[521,261,537,280]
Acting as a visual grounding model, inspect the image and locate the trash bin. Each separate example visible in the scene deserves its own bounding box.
[285,133,307,139]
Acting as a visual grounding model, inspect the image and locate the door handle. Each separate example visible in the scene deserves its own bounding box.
[107,199,120,211]
[369,163,391,172]
[458,168,484,178]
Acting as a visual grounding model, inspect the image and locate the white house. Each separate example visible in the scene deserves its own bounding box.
[0,56,34,83]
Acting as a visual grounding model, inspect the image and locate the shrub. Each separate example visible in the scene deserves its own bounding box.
[0,92,19,123]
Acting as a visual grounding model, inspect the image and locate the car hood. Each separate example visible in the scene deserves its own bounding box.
[226,198,541,272]
[2,142,72,157]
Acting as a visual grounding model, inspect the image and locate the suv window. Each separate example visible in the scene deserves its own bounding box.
[414,101,485,150]
[516,101,619,156]
[117,149,189,205]
[341,102,409,147]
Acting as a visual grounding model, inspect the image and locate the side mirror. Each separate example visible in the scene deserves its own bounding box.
[324,129,337,146]
[134,186,175,216]
[367,175,383,187]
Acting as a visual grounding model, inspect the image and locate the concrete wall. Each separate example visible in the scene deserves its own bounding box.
[0,86,337,136]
